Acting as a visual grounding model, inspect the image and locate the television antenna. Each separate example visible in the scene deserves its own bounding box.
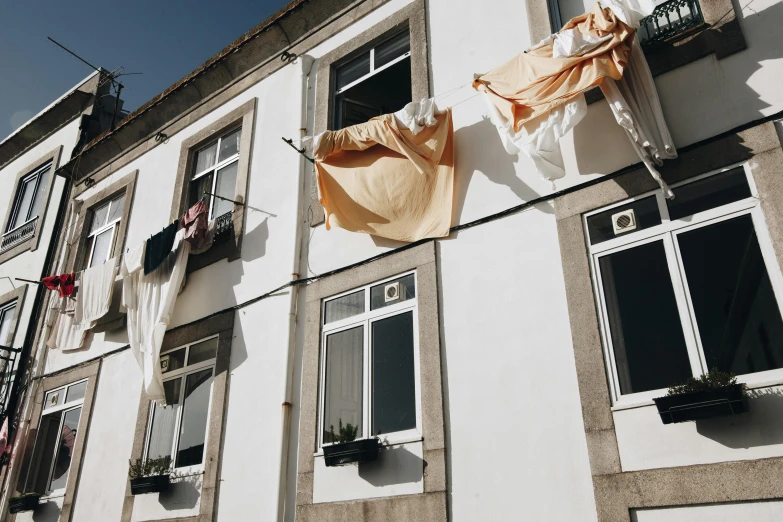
[47,37,142,130]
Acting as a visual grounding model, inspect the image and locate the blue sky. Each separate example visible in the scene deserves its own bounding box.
[0,0,290,139]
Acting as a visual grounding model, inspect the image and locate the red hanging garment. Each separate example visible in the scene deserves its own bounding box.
[41,273,76,298]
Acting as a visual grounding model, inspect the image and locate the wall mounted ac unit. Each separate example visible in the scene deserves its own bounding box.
[611,209,637,235]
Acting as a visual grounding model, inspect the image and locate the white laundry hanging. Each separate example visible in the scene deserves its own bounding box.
[393,98,443,135]
[74,257,117,327]
[122,229,190,404]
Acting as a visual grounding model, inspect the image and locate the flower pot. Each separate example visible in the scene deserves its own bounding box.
[130,474,171,495]
[9,494,41,514]
[654,384,748,424]
[323,438,380,467]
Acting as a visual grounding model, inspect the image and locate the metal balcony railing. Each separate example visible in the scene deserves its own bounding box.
[214,211,233,243]
[638,0,705,47]
[0,345,20,421]
[1,217,38,253]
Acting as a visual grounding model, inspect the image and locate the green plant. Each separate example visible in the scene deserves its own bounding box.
[667,368,738,396]
[128,456,172,479]
[328,418,359,444]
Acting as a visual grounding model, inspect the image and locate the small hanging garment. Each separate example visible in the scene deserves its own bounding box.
[47,304,88,352]
[74,257,117,327]
[144,221,178,275]
[41,273,76,297]
[0,417,8,457]
[313,106,454,242]
[181,199,210,250]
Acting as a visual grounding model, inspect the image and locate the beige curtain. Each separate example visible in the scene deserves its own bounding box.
[314,110,454,242]
[473,4,635,130]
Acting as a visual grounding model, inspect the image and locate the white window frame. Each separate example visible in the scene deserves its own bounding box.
[0,301,16,345]
[333,31,411,96]
[36,379,88,499]
[6,163,50,233]
[317,271,422,453]
[585,163,783,408]
[191,127,241,220]
[84,193,124,269]
[142,335,218,475]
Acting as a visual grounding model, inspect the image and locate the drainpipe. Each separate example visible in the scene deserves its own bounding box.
[276,53,314,522]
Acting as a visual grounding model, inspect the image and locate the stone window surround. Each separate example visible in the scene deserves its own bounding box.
[309,0,430,226]
[11,359,101,522]
[0,286,28,348]
[0,146,62,265]
[169,98,256,272]
[120,309,234,522]
[524,0,746,80]
[296,241,447,521]
[67,169,138,273]
[554,121,783,521]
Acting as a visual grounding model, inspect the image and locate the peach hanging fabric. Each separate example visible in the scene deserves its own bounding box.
[314,109,454,242]
[473,4,635,130]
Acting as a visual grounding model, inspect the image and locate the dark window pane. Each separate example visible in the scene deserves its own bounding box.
[587,196,661,245]
[187,337,218,366]
[374,31,410,69]
[27,412,62,494]
[324,290,364,324]
[218,128,241,162]
[335,52,371,91]
[189,173,213,210]
[9,177,36,230]
[147,378,182,460]
[370,274,415,311]
[372,311,416,435]
[176,369,213,467]
[48,407,82,491]
[678,215,783,374]
[599,241,692,394]
[323,326,363,444]
[667,168,750,220]
[161,348,186,374]
[335,98,383,129]
[333,57,411,129]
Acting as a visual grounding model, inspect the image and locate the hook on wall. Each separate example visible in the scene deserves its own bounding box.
[280,50,298,64]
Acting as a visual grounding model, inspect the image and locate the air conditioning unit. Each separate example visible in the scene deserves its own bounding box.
[384,281,405,303]
[611,209,637,235]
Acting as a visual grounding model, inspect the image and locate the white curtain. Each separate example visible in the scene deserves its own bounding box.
[600,39,677,198]
[122,230,191,404]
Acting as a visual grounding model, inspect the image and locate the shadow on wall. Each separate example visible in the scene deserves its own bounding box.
[358,444,424,487]
[32,499,61,521]
[158,476,201,511]
[242,217,270,262]
[452,116,549,223]
[572,0,783,180]
[696,387,783,449]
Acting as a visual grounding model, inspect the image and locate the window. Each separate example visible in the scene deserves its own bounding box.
[187,128,241,221]
[144,336,218,471]
[83,192,125,269]
[25,380,87,496]
[0,301,16,346]
[319,273,420,447]
[333,30,412,129]
[6,163,51,234]
[586,166,783,403]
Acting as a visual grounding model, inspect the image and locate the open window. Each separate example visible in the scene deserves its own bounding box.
[144,336,218,472]
[319,273,421,448]
[586,165,783,405]
[332,30,412,130]
[24,380,87,497]
[186,127,241,224]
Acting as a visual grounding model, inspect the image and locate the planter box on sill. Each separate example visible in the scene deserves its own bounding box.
[9,494,41,514]
[130,474,171,495]
[323,438,380,467]
[654,384,748,424]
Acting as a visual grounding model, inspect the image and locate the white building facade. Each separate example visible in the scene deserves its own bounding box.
[1,0,783,520]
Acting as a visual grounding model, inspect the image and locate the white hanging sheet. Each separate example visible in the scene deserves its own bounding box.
[122,229,190,404]
[393,98,443,135]
[599,39,677,198]
[74,257,117,327]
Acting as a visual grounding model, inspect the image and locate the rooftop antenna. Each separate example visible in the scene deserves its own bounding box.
[47,36,142,131]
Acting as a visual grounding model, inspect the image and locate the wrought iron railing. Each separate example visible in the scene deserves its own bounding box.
[214,211,233,243]
[0,217,38,253]
[0,346,20,421]
[638,0,705,47]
